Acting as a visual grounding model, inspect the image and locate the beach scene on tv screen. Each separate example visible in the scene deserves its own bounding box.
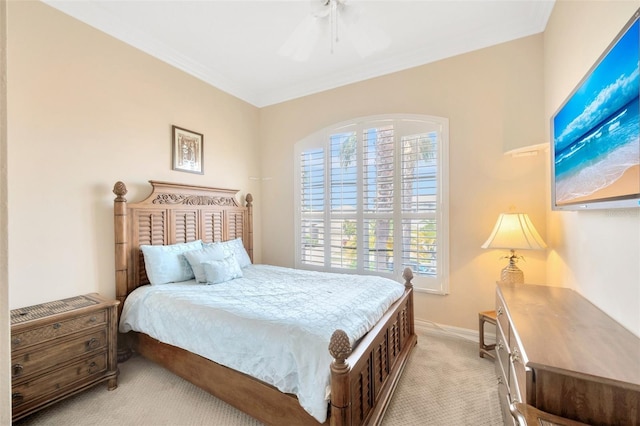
[553,18,639,206]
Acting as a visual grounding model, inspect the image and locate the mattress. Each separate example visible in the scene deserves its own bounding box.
[119,264,405,423]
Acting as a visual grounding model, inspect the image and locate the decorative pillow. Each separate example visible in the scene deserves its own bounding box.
[183,243,227,283]
[140,240,203,285]
[202,254,243,285]
[219,238,252,268]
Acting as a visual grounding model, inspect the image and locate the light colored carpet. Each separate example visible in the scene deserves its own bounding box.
[15,327,502,426]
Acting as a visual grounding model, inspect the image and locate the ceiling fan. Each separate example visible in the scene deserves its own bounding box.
[278,0,391,62]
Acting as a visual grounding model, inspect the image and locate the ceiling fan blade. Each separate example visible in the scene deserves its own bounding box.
[278,15,323,62]
[340,6,390,57]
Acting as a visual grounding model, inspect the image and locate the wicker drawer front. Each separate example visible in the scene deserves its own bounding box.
[12,329,107,380]
[12,352,107,409]
[11,310,107,349]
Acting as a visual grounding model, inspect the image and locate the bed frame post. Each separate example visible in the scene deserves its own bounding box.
[113,181,131,362]
[113,181,129,309]
[245,193,253,263]
[329,329,352,426]
[403,267,415,336]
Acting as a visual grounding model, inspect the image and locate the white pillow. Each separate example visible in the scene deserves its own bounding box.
[219,238,252,268]
[140,240,203,285]
[183,243,227,283]
[202,254,244,285]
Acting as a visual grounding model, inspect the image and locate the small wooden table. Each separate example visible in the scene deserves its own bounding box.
[478,310,496,359]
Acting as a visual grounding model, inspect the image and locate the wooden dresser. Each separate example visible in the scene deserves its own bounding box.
[11,293,119,421]
[495,282,640,426]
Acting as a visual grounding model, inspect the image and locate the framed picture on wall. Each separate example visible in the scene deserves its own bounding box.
[172,125,204,174]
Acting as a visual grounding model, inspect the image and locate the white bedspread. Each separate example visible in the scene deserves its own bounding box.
[119,264,405,423]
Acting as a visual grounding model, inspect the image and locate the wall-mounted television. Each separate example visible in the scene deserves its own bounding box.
[551,9,640,211]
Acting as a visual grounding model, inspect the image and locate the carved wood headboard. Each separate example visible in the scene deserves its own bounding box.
[113,180,253,310]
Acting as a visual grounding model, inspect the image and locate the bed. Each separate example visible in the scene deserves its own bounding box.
[113,180,417,426]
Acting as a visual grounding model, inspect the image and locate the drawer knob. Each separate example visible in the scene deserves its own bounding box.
[497,376,503,385]
[511,348,521,363]
[86,337,100,350]
[496,341,504,351]
[53,322,61,329]
[497,306,503,316]
[12,392,24,405]
[88,361,98,374]
[11,337,21,346]
[89,316,97,323]
[12,364,23,376]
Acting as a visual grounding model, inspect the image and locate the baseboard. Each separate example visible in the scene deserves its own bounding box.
[415,319,495,344]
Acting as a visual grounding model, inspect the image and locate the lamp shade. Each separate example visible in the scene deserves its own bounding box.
[481,213,547,250]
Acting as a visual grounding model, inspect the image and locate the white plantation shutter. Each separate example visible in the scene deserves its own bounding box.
[400,131,439,277]
[294,114,449,294]
[363,124,394,274]
[329,130,358,269]
[299,149,325,266]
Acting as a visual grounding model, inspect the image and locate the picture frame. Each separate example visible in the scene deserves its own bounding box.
[172,125,204,174]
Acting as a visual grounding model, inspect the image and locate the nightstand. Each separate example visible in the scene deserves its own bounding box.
[11,293,119,422]
[478,310,496,359]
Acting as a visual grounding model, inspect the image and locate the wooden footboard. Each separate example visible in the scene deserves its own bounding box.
[329,268,416,426]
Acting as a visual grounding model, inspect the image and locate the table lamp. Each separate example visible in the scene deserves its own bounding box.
[481,213,546,284]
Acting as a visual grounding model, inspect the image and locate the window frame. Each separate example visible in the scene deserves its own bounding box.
[294,114,449,294]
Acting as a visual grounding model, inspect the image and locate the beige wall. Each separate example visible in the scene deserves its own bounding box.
[1,0,10,421]
[544,0,640,336]
[7,1,262,309]
[260,34,547,330]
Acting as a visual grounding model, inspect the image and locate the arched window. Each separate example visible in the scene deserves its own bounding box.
[294,114,449,294]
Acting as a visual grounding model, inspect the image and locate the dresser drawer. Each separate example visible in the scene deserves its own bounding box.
[11,310,106,350]
[495,323,510,388]
[509,361,523,403]
[12,328,107,380]
[12,351,107,409]
[510,349,527,401]
[497,371,516,426]
[508,325,527,403]
[495,292,509,346]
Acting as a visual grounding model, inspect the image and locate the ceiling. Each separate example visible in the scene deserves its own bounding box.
[44,0,555,108]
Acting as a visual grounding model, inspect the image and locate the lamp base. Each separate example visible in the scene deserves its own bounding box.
[500,261,524,284]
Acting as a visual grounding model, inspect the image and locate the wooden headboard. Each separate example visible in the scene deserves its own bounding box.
[112,180,253,310]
